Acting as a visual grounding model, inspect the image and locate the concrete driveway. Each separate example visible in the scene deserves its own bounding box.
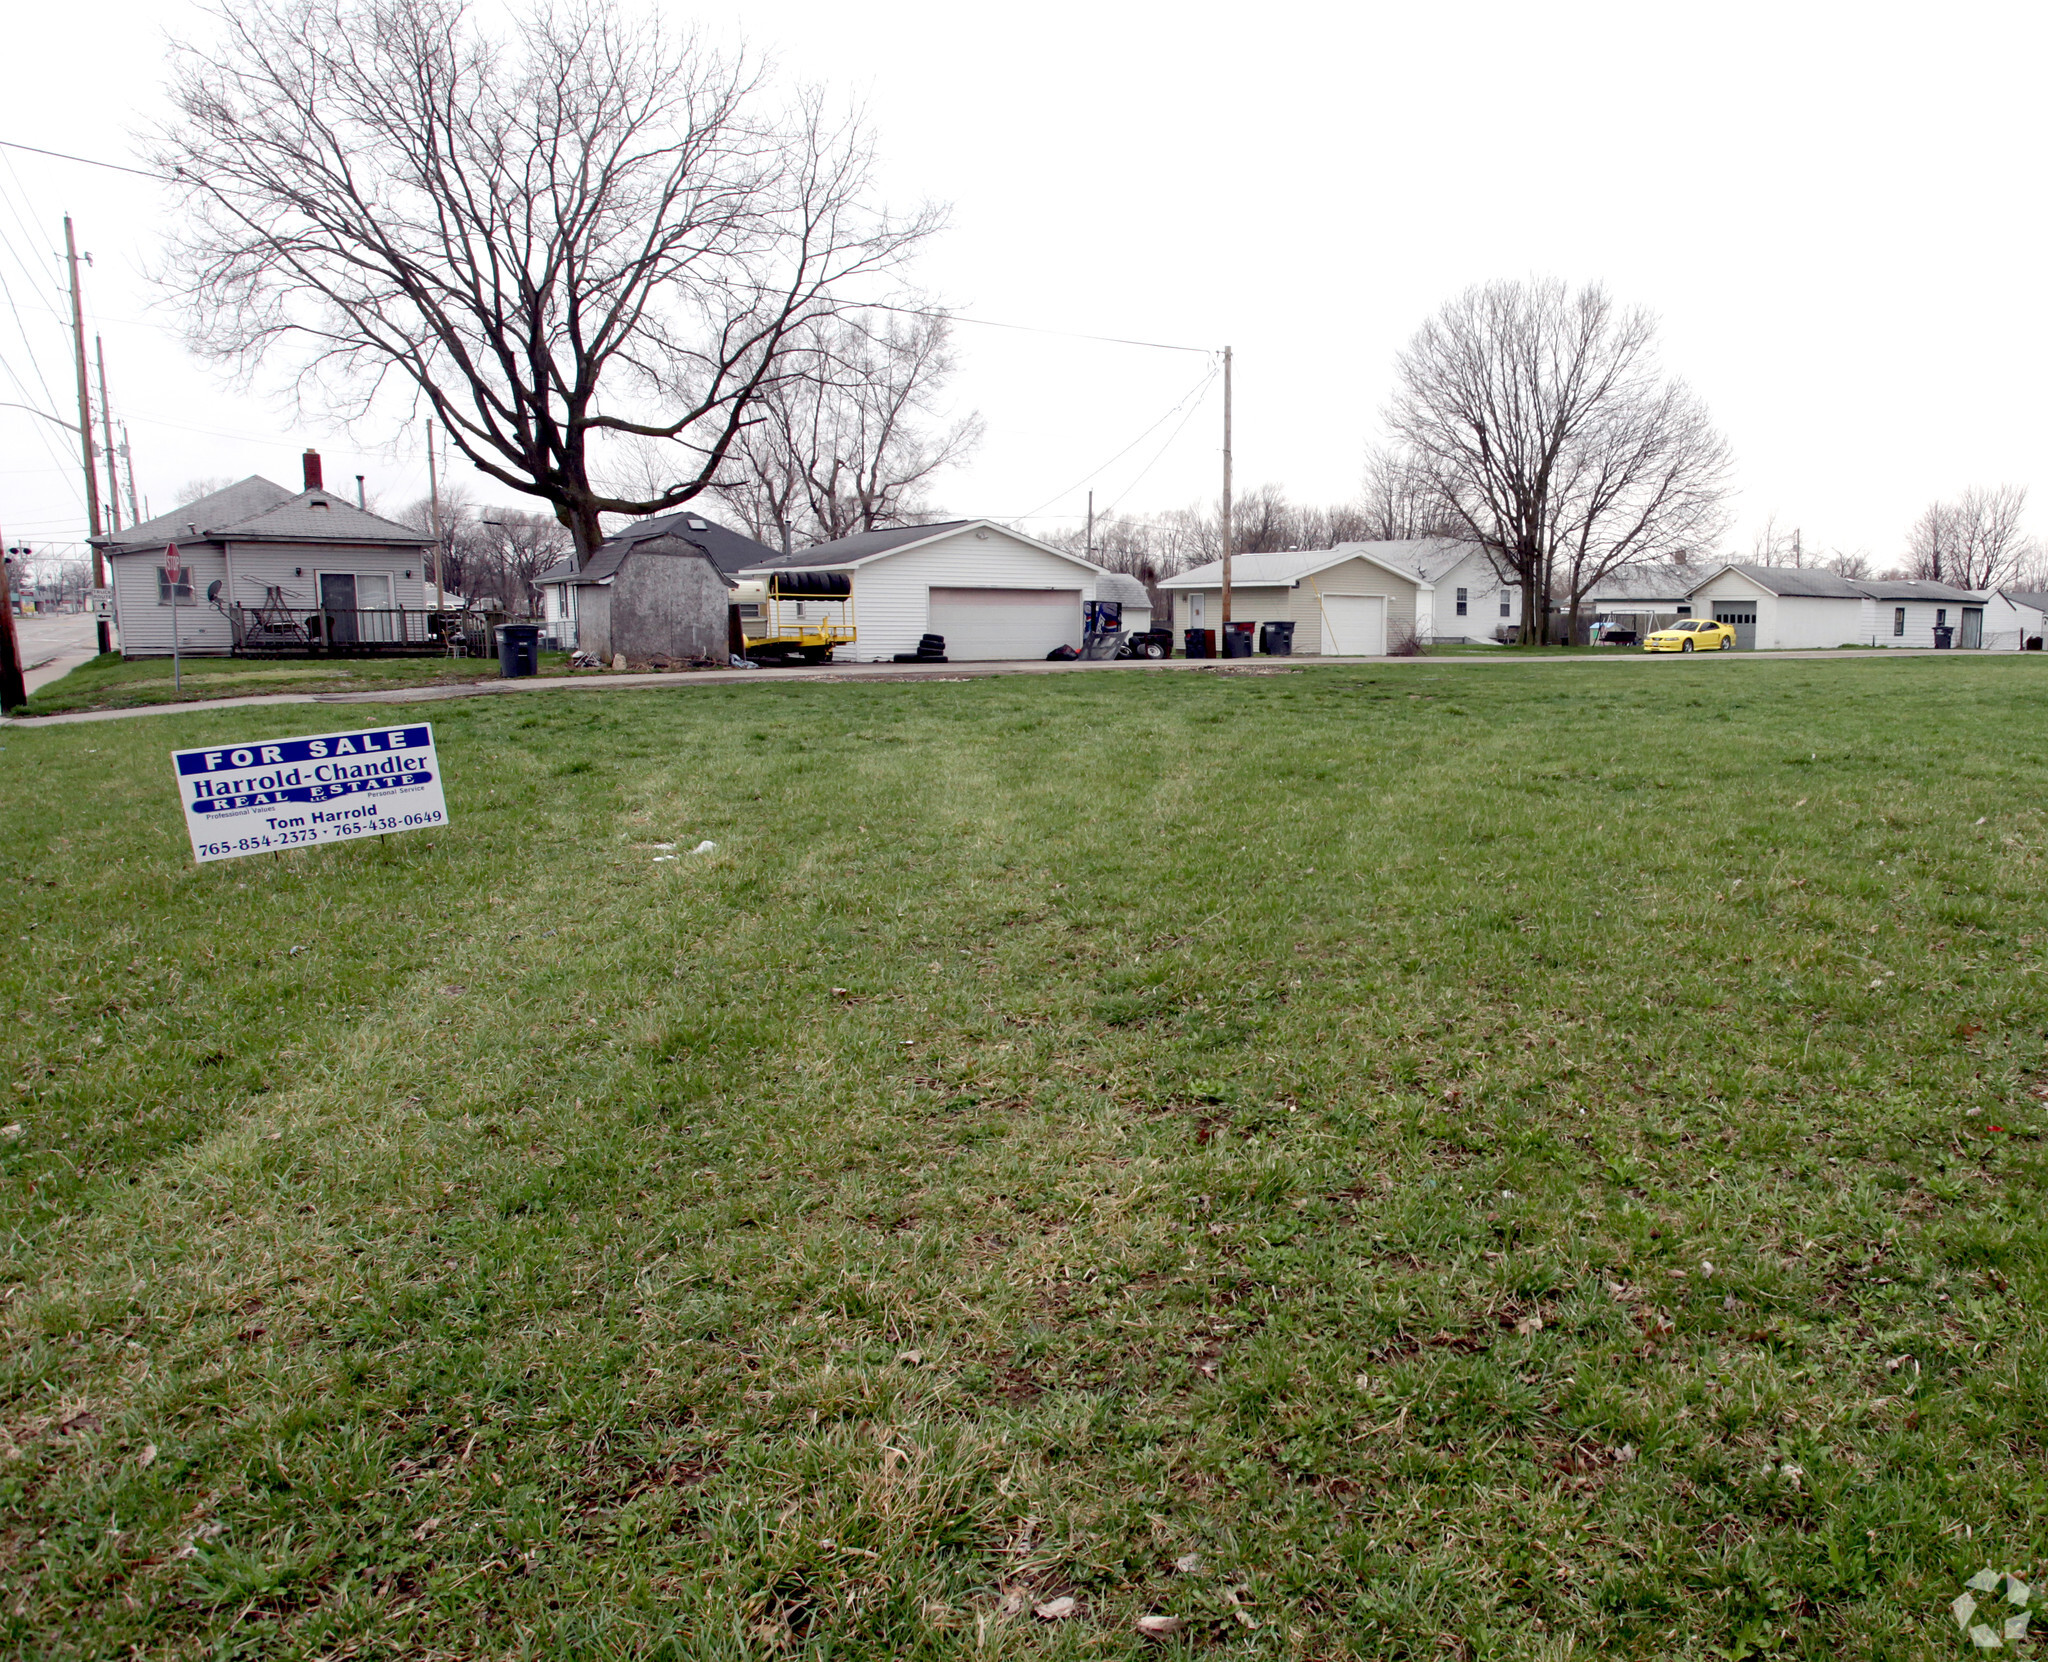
[15,613,106,693]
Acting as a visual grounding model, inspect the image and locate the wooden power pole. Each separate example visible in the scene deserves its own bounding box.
[96,337,120,533]
[0,532,26,712]
[1220,345,1233,632]
[64,217,109,654]
[426,417,447,613]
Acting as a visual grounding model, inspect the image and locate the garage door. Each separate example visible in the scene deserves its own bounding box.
[1320,594,1386,656]
[926,588,1083,661]
[1713,604,1757,651]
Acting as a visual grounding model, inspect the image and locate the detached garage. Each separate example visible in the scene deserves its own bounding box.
[1159,545,1430,656]
[738,521,1114,662]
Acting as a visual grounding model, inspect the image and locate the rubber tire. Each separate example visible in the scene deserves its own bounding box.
[1681,639,1694,652]
[1144,640,1167,659]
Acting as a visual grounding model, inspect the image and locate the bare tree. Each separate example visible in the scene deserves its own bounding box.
[480,510,574,614]
[1747,514,1806,565]
[156,0,939,560]
[1907,486,2032,589]
[1823,548,1872,580]
[1387,279,1731,644]
[715,311,982,549]
[1358,445,1454,541]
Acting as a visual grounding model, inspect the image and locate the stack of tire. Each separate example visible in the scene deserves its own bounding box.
[893,633,948,664]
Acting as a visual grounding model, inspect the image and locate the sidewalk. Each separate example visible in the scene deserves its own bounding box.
[0,645,1988,727]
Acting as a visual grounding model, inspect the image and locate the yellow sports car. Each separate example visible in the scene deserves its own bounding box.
[1643,618,1737,652]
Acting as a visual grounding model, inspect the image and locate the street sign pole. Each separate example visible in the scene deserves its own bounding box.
[164,541,182,695]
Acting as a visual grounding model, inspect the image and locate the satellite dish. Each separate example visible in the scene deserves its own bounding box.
[206,579,223,604]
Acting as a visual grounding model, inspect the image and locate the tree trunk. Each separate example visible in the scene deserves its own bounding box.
[566,498,606,567]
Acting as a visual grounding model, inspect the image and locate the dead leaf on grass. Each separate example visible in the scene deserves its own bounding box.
[137,1443,156,1469]
[1034,1596,1080,1620]
[1136,1614,1185,1638]
[53,1411,101,1437]
[1514,1314,1544,1336]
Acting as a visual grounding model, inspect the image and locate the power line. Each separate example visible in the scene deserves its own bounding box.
[1016,364,1218,520]
[857,298,1211,357]
[0,138,159,180]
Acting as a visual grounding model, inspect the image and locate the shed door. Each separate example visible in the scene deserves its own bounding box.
[1960,608,1983,649]
[926,588,1082,661]
[1713,604,1757,650]
[1321,594,1386,656]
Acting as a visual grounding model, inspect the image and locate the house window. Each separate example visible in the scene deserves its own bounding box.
[1499,591,1511,617]
[1676,604,1691,617]
[1455,586,1468,617]
[157,565,194,603]
[1936,607,1947,627]
[1893,607,1905,637]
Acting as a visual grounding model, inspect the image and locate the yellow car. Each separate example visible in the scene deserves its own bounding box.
[1643,618,1737,652]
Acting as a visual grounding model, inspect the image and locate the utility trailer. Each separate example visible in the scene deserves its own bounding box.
[729,571,856,664]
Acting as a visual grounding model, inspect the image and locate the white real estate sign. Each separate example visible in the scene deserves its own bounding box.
[171,722,448,863]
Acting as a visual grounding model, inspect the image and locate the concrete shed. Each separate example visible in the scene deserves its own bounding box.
[1159,544,1431,656]
[740,520,1119,662]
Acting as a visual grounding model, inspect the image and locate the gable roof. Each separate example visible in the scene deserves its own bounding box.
[1094,572,1152,609]
[1160,542,1435,591]
[549,531,735,590]
[1354,537,1490,584]
[1688,563,1870,600]
[737,519,1105,575]
[1854,578,1987,603]
[1586,562,1701,602]
[101,474,432,553]
[2002,590,2048,612]
[543,511,795,586]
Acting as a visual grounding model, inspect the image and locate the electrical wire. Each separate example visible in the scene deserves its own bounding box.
[0,139,159,180]
[1014,364,1218,521]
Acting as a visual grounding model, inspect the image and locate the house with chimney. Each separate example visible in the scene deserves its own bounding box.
[96,451,438,658]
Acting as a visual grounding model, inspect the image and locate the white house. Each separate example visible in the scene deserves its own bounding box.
[1159,544,1433,656]
[1998,590,2048,651]
[737,520,1122,662]
[95,453,434,658]
[1366,539,1520,643]
[1685,564,2008,650]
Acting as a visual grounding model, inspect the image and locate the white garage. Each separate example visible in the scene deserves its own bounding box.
[1320,594,1387,656]
[737,520,1117,663]
[927,587,1083,661]
[1160,545,1428,656]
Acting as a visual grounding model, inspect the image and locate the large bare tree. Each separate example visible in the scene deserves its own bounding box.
[1905,486,2032,589]
[1386,280,1731,644]
[714,311,982,551]
[155,0,939,559]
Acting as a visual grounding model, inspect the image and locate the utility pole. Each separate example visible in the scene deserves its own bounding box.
[118,422,140,524]
[1085,490,1094,562]
[1220,345,1233,632]
[0,533,26,712]
[426,418,447,613]
[64,217,109,653]
[95,336,120,533]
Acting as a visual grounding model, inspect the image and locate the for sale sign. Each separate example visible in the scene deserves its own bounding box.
[171,722,448,863]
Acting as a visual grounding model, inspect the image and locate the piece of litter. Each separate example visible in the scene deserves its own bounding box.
[1033,1596,1079,1620]
[652,855,677,863]
[1174,1552,1204,1574]
[651,842,676,850]
[1136,1614,1185,1638]
[691,840,717,854]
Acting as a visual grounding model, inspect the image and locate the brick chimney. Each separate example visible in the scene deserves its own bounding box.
[302,448,324,492]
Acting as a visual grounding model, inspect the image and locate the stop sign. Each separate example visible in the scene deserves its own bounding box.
[163,541,183,585]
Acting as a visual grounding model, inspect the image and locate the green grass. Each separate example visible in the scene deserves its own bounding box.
[22,650,582,715]
[5,658,2047,1659]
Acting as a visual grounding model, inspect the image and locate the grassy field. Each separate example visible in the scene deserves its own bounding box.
[4,657,2045,1659]
[21,650,583,716]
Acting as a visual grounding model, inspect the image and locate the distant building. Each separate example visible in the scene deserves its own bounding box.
[538,510,778,659]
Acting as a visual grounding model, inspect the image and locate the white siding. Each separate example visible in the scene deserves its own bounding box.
[1770,593,1866,649]
[110,539,430,657]
[836,529,1102,662]
[1422,548,1518,642]
[110,546,233,656]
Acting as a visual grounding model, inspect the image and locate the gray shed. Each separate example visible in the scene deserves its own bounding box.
[556,533,737,664]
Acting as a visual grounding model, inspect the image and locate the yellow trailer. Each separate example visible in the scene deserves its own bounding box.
[730,571,856,664]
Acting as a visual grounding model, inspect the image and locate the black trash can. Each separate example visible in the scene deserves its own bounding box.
[496,622,542,677]
[1223,621,1255,658]
[1184,628,1213,659]
[1260,620,1296,656]
[1932,625,1954,650]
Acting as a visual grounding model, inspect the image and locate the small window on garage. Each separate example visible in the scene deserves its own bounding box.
[1499,591,1510,617]
[1936,607,1947,627]
[1455,587,1468,616]
[1676,604,1691,617]
[1893,607,1905,637]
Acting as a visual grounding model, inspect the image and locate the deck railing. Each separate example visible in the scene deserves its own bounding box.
[227,605,457,656]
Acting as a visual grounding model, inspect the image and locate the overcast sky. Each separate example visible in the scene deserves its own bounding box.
[2,0,2042,566]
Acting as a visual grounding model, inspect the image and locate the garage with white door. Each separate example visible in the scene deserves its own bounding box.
[735,520,1116,663]
[927,587,1083,660]
[1319,594,1387,656]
